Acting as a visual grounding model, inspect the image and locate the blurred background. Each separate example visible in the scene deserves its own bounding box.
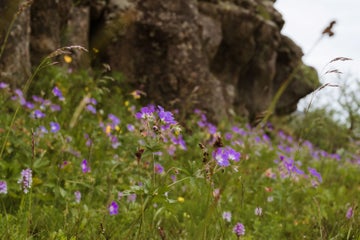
[275,0,360,116]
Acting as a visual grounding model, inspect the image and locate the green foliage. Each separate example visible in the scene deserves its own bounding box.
[0,66,359,239]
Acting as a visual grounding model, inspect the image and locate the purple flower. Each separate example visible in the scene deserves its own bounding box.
[308,167,322,183]
[32,95,44,103]
[213,148,230,167]
[0,181,7,194]
[127,193,137,203]
[24,102,34,109]
[154,163,164,174]
[32,109,46,119]
[86,97,97,105]
[222,211,232,222]
[226,147,241,162]
[37,125,48,134]
[213,147,241,167]
[84,133,93,147]
[17,168,32,194]
[135,105,156,120]
[127,124,135,132]
[108,201,119,215]
[108,114,120,126]
[74,191,81,203]
[118,191,124,200]
[171,135,187,150]
[283,158,304,175]
[346,207,353,219]
[207,123,217,134]
[52,86,65,101]
[14,89,26,105]
[233,222,245,237]
[158,106,177,125]
[86,104,96,114]
[0,82,9,89]
[50,104,61,112]
[50,122,60,133]
[81,159,90,173]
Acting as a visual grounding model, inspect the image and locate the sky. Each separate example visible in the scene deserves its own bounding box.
[274,0,360,113]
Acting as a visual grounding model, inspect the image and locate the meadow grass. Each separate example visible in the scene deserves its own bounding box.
[0,65,359,240]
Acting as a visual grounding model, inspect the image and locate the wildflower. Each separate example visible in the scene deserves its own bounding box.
[18,168,32,194]
[74,191,81,203]
[346,207,353,219]
[135,105,156,120]
[24,101,34,109]
[32,95,44,103]
[81,159,90,173]
[63,55,72,63]
[108,201,119,215]
[32,109,46,119]
[158,106,177,125]
[154,163,164,174]
[233,222,245,237]
[213,148,230,167]
[0,181,7,194]
[207,123,217,134]
[171,135,187,150]
[177,197,185,203]
[127,193,137,203]
[226,147,241,162]
[50,122,60,133]
[130,90,144,99]
[0,82,9,89]
[308,167,322,183]
[213,147,240,167]
[267,196,274,202]
[50,104,61,112]
[255,207,263,216]
[52,86,65,101]
[222,211,232,222]
[14,89,26,105]
[127,124,135,132]
[108,114,120,127]
[110,135,121,149]
[213,188,221,201]
[86,104,96,114]
[118,191,123,200]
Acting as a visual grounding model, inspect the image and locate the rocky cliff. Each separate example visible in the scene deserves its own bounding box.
[0,0,319,122]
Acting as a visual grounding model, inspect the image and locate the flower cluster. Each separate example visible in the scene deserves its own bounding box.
[212,147,241,167]
[18,168,32,194]
[135,104,186,155]
[233,222,245,237]
[108,201,119,215]
[0,181,7,194]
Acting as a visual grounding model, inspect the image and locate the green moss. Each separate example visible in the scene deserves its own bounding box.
[256,5,271,21]
[298,64,320,89]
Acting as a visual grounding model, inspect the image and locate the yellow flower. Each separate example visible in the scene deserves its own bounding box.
[130,90,142,99]
[105,125,111,135]
[115,125,120,132]
[64,55,72,63]
[177,197,185,203]
[124,101,129,107]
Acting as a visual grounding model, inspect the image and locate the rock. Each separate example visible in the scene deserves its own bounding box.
[98,0,319,122]
[0,0,319,123]
[0,0,31,87]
